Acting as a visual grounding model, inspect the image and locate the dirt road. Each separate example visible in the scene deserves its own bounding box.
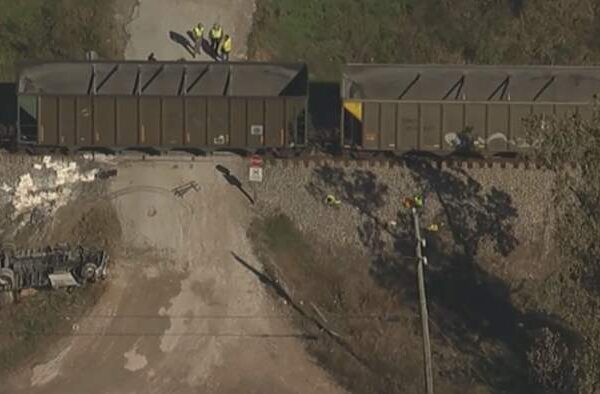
[124,0,255,61]
[4,156,343,393]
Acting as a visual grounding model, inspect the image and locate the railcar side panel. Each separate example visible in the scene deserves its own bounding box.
[207,97,229,147]
[247,99,265,148]
[379,103,396,150]
[93,97,116,145]
[39,97,58,145]
[76,97,93,146]
[397,103,419,151]
[162,97,184,146]
[264,99,285,147]
[116,97,138,146]
[58,97,76,146]
[421,103,442,151]
[362,102,380,150]
[140,97,161,146]
[185,97,207,147]
[465,103,486,149]
[509,104,532,150]
[442,103,464,150]
[230,98,247,148]
[487,104,509,152]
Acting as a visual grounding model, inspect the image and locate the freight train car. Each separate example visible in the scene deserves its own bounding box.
[17,61,308,153]
[341,64,600,154]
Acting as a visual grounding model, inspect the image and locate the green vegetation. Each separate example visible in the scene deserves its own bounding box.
[249,0,600,79]
[0,0,123,81]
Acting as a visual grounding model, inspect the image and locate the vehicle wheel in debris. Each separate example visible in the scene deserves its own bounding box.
[80,263,98,282]
[0,268,15,291]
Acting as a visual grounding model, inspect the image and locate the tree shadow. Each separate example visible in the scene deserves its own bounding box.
[305,161,578,392]
[405,158,518,257]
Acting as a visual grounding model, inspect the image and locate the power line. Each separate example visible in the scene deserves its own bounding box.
[30,313,409,321]
[0,332,317,339]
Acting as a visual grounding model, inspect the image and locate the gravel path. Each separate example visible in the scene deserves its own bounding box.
[124,0,256,61]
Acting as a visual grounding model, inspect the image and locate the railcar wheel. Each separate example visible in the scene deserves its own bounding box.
[80,263,98,282]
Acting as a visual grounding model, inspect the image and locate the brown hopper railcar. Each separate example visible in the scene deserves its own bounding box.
[341,64,600,154]
[17,61,308,153]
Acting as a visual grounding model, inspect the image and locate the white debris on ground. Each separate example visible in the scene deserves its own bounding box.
[2,156,99,220]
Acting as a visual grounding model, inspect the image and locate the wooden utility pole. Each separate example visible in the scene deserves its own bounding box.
[412,207,434,394]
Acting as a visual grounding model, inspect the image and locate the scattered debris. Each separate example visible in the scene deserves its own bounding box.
[0,156,100,220]
[171,181,200,198]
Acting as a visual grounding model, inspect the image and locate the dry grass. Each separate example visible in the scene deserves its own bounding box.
[248,0,600,80]
[248,213,483,394]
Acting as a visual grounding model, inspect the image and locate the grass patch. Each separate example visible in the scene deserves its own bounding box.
[248,0,600,80]
[248,213,483,394]
[0,285,105,375]
[0,0,125,81]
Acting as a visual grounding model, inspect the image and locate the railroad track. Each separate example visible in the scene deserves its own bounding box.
[0,143,576,171]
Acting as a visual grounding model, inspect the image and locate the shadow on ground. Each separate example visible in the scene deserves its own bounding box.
[306,158,578,392]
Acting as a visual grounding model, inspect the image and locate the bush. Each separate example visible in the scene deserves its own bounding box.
[249,0,600,80]
[527,327,571,390]
[0,0,122,81]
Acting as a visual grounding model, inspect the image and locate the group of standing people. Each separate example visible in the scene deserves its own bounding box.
[191,23,232,61]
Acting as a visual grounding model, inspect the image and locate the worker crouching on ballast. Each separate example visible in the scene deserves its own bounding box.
[325,194,341,207]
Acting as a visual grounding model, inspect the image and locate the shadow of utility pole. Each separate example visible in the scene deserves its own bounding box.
[215,165,255,204]
[230,251,379,375]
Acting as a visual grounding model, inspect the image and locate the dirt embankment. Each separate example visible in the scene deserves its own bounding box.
[0,153,121,376]
[253,159,557,283]
[249,158,560,393]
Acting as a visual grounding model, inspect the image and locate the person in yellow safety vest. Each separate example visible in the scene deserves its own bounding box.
[414,194,424,208]
[219,35,232,62]
[192,23,204,42]
[209,23,223,53]
[325,194,341,207]
[426,223,439,232]
[192,23,204,57]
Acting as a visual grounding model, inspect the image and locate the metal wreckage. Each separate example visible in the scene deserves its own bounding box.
[0,244,108,293]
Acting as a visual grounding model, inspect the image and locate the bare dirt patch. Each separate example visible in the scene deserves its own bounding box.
[0,154,120,378]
